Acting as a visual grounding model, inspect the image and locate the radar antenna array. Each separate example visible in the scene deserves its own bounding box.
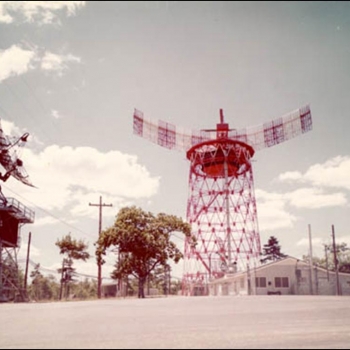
[133,105,312,152]
[0,120,35,190]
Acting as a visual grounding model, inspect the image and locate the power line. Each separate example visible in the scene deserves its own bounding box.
[3,184,95,240]
[18,257,114,281]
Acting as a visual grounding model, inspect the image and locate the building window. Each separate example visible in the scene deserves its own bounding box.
[275,277,289,288]
[255,277,267,288]
[240,278,245,289]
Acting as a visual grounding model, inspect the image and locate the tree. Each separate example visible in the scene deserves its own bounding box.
[30,263,43,300]
[29,265,59,301]
[70,278,97,300]
[260,236,286,264]
[327,242,350,273]
[96,206,194,298]
[56,233,90,261]
[56,233,90,299]
[303,242,350,272]
[27,264,96,301]
[148,265,170,295]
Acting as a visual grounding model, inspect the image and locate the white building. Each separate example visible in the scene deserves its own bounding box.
[209,256,350,296]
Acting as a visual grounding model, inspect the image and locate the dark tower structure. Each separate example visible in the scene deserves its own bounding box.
[0,198,34,301]
[0,121,35,302]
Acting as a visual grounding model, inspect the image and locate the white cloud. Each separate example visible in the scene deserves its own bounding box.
[279,156,350,190]
[0,44,81,81]
[0,1,86,25]
[256,185,347,232]
[278,171,303,182]
[234,156,350,232]
[296,237,325,248]
[18,242,41,259]
[286,188,347,209]
[68,190,133,218]
[51,110,62,119]
[255,189,297,230]
[5,144,160,218]
[1,119,23,136]
[41,52,81,75]
[303,156,350,190]
[41,52,63,71]
[0,3,12,23]
[32,216,59,227]
[276,156,350,211]
[296,237,326,257]
[0,45,35,81]
[0,119,43,154]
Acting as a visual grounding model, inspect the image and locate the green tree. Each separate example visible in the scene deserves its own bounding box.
[148,265,169,294]
[44,274,60,300]
[56,233,90,261]
[97,206,194,298]
[29,263,43,300]
[260,236,286,264]
[303,242,350,272]
[327,242,350,272]
[70,278,97,300]
[29,265,59,301]
[56,233,90,299]
[170,279,182,295]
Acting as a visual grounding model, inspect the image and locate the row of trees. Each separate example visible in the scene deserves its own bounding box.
[3,259,184,302]
[24,233,288,300]
[18,206,192,301]
[0,257,98,302]
[29,263,97,301]
[5,207,349,301]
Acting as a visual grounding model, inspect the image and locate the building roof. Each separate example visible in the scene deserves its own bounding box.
[209,255,350,284]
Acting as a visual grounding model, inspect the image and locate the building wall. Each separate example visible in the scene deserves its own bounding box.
[209,257,350,296]
[209,273,247,296]
[252,260,299,295]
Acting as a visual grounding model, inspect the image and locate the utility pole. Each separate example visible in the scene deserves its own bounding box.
[24,232,32,294]
[89,196,112,299]
[59,258,65,300]
[247,263,251,296]
[308,224,313,295]
[331,224,341,296]
[324,244,329,281]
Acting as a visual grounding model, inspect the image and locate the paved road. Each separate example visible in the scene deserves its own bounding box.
[1,295,350,349]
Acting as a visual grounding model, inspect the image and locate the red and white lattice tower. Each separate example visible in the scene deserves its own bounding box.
[133,105,312,295]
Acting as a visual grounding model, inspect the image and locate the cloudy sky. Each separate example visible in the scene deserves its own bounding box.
[1,1,350,280]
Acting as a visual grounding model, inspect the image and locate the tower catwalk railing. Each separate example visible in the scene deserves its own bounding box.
[0,197,35,223]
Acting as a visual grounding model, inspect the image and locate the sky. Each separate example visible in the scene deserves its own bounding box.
[1,1,350,282]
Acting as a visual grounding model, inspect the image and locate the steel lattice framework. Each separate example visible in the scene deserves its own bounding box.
[0,121,35,302]
[133,105,312,295]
